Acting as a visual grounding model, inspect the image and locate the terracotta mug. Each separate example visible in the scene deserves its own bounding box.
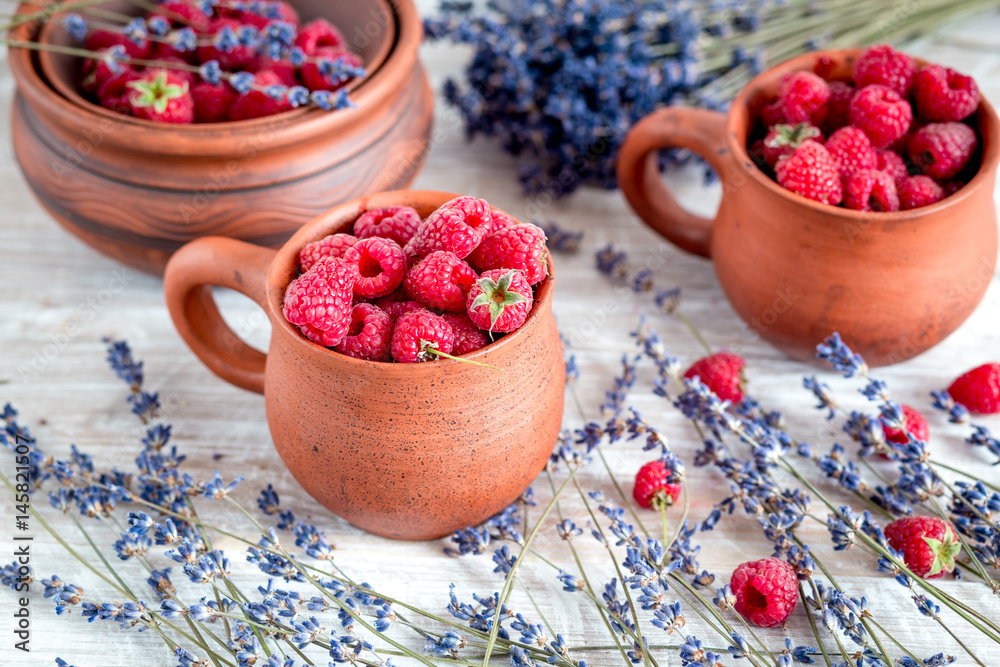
[163,191,565,540]
[617,48,999,367]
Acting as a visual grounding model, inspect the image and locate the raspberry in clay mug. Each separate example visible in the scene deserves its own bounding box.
[617,48,998,367]
[163,191,564,540]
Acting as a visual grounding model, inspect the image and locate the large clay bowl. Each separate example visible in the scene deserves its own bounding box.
[163,190,565,540]
[617,48,998,367]
[9,0,433,275]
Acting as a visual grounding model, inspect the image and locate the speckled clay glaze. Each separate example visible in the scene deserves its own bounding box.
[617,48,999,367]
[163,191,565,540]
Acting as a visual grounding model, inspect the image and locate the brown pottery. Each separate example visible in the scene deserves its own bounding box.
[10,0,433,275]
[163,190,565,540]
[617,48,999,367]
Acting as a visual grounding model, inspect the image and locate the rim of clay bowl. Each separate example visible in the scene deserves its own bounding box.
[268,190,557,375]
[37,0,395,127]
[728,47,1000,223]
[12,0,421,154]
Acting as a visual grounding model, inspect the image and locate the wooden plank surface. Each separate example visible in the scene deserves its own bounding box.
[1,4,999,665]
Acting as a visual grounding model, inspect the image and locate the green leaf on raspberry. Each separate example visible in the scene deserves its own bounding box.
[922,530,962,577]
[764,123,821,149]
[470,269,528,334]
[127,70,189,115]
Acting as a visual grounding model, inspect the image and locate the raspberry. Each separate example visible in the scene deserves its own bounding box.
[759,101,787,128]
[85,29,152,60]
[774,140,842,205]
[300,47,363,92]
[94,65,141,106]
[848,85,913,149]
[390,310,455,363]
[403,251,478,312]
[198,18,257,71]
[342,237,407,299]
[940,180,965,196]
[405,196,495,259]
[843,169,899,212]
[812,56,836,80]
[127,70,194,124]
[294,18,345,55]
[907,122,977,181]
[468,223,549,286]
[150,40,197,64]
[147,1,212,32]
[490,210,519,232]
[247,56,298,86]
[190,81,237,123]
[761,123,823,168]
[824,126,877,178]
[299,233,358,272]
[948,363,1000,414]
[467,269,533,334]
[851,44,916,97]
[235,1,299,30]
[912,64,980,122]
[884,517,961,579]
[227,70,293,121]
[683,352,746,403]
[282,257,358,347]
[882,404,930,446]
[81,54,133,97]
[897,175,944,210]
[632,460,682,510]
[776,71,829,125]
[353,206,422,246]
[379,299,423,322]
[150,58,197,88]
[875,149,909,184]
[441,312,490,355]
[334,303,392,362]
[729,558,798,627]
[821,81,854,133]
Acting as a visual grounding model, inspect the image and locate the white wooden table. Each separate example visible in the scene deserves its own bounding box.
[2,4,1000,666]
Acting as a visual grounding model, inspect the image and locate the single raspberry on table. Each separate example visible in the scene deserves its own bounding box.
[334,303,392,362]
[403,250,478,312]
[760,123,823,168]
[198,17,257,70]
[774,140,842,205]
[190,81,237,123]
[353,206,423,246]
[851,44,916,97]
[908,122,978,181]
[821,81,854,133]
[466,269,534,334]
[848,84,913,150]
[227,70,293,121]
[897,176,944,210]
[441,312,490,355]
[295,18,346,55]
[824,126,877,178]
[390,310,455,363]
[729,558,798,627]
[843,169,899,212]
[301,47,363,92]
[282,257,358,347]
[875,149,909,184]
[468,222,549,286]
[884,517,961,579]
[405,196,495,259]
[683,352,746,403]
[882,404,930,448]
[127,70,194,124]
[775,71,830,125]
[948,363,1000,414]
[632,460,682,510]
[86,29,152,59]
[299,233,358,272]
[342,237,407,299]
[913,64,980,122]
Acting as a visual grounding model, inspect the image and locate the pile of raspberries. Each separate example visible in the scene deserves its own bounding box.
[282,196,550,364]
[80,0,359,123]
[749,44,982,211]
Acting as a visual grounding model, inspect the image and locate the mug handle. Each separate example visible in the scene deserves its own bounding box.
[163,237,277,394]
[616,108,731,258]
